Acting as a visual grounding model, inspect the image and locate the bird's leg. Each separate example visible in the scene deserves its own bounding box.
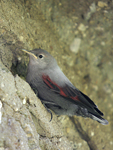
[30,87,53,121]
[32,87,38,97]
[42,103,53,122]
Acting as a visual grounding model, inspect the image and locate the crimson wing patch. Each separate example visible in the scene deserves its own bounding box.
[42,75,80,101]
[42,75,104,116]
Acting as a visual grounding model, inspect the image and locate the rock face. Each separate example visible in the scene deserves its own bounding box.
[0,0,113,150]
[0,60,72,150]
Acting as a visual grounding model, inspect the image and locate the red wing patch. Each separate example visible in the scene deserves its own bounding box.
[42,75,80,101]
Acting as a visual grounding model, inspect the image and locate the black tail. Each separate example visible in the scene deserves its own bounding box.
[90,113,108,125]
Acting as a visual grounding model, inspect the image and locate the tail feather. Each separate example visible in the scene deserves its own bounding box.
[91,114,108,125]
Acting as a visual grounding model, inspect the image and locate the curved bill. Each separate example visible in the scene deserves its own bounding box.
[21,49,37,59]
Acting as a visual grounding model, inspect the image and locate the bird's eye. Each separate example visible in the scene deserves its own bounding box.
[38,54,43,59]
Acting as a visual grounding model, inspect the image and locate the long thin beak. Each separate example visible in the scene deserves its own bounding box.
[21,49,37,59]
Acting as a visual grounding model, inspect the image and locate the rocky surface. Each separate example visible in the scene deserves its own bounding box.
[0,0,113,150]
[0,60,72,150]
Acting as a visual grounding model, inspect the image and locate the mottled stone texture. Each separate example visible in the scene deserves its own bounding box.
[0,60,72,150]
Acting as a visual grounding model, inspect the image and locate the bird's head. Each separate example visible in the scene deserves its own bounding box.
[22,49,57,70]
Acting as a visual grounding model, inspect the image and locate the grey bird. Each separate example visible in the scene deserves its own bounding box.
[22,48,108,125]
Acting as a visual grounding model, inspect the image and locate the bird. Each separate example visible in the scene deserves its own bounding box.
[22,48,108,125]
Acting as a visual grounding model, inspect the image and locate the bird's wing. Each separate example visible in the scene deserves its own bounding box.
[42,75,103,116]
